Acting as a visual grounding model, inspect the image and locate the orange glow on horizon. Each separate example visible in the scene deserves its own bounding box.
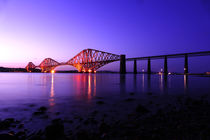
[51,70,55,73]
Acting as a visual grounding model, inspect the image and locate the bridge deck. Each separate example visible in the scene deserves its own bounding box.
[126,51,210,61]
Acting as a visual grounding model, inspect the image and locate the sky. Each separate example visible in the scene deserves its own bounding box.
[0,0,210,72]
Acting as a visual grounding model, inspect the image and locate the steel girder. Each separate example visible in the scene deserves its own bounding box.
[25,49,120,72]
[39,58,60,72]
[66,49,120,72]
[25,62,36,72]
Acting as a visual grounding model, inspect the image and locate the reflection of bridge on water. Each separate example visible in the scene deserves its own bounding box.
[26,49,210,74]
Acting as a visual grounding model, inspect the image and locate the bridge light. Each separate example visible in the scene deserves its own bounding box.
[168,72,171,75]
[94,70,96,73]
[51,70,55,73]
[88,69,92,73]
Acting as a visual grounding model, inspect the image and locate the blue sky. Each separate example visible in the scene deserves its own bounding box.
[0,0,209,72]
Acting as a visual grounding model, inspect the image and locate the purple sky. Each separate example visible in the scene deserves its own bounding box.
[0,0,210,72]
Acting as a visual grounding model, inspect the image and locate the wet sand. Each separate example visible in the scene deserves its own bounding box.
[1,92,210,140]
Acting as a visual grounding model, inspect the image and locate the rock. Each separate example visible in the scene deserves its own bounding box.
[38,106,47,112]
[51,118,62,124]
[147,92,153,95]
[33,106,48,116]
[124,98,135,102]
[45,120,65,140]
[29,104,36,107]
[0,134,17,140]
[42,115,49,119]
[91,119,98,124]
[130,92,135,95]
[95,96,104,99]
[55,112,60,115]
[33,111,44,116]
[64,120,73,124]
[136,104,149,114]
[6,118,15,123]
[91,110,98,115]
[84,119,89,125]
[18,123,24,129]
[28,135,43,140]
[96,101,105,105]
[99,122,110,133]
[16,131,26,139]
[0,118,16,130]
[76,130,90,140]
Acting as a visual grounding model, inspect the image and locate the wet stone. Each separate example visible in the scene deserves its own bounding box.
[64,120,73,124]
[136,104,149,114]
[99,122,110,133]
[45,120,65,140]
[0,134,17,140]
[29,104,36,107]
[95,96,104,99]
[18,123,24,129]
[124,98,135,102]
[84,120,89,125]
[41,115,49,119]
[130,92,135,95]
[33,111,44,116]
[76,130,90,140]
[38,106,47,112]
[16,131,26,139]
[0,118,16,130]
[33,106,48,116]
[55,112,60,115]
[147,92,153,95]
[91,110,98,115]
[96,101,105,105]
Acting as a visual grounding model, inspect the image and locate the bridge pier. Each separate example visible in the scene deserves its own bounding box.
[184,54,188,74]
[41,67,55,73]
[134,59,137,74]
[120,55,126,74]
[164,56,168,75]
[147,58,151,74]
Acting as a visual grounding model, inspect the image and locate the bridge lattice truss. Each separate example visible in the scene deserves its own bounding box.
[26,49,120,72]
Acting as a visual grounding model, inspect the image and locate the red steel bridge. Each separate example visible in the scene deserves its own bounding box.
[26,49,210,74]
[26,49,120,73]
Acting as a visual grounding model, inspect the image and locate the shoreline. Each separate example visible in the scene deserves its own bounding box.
[0,92,210,140]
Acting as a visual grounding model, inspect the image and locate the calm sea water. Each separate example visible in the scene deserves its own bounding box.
[0,73,210,121]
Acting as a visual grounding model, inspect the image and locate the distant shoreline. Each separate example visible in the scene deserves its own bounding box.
[0,67,210,76]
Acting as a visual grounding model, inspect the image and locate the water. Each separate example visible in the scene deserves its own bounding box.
[0,73,210,132]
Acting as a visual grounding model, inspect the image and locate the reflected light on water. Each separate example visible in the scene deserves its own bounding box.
[184,75,188,93]
[160,74,163,93]
[94,74,96,96]
[88,74,91,100]
[142,74,145,93]
[49,73,55,106]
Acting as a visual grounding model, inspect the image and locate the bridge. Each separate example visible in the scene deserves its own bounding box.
[26,48,121,73]
[26,49,210,74]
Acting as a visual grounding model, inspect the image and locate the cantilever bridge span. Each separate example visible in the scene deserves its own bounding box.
[26,49,121,73]
[26,49,210,74]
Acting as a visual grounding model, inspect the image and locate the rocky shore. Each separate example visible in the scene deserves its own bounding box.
[0,93,210,140]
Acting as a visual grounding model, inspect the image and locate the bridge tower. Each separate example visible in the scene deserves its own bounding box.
[39,58,60,73]
[25,62,36,72]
